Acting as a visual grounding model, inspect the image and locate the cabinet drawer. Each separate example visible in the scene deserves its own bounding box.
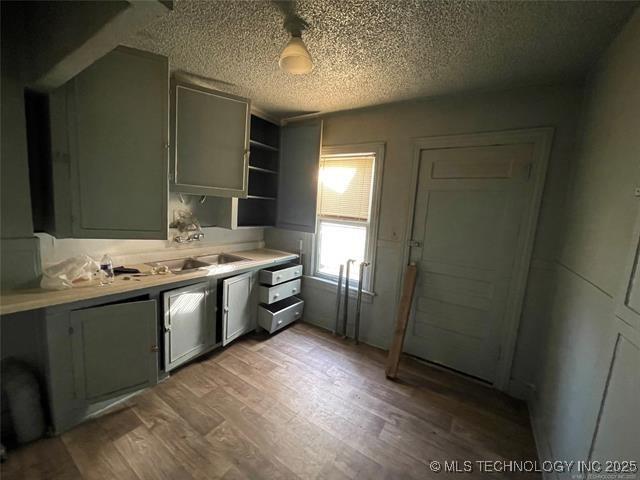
[259,278,301,305]
[258,297,304,333]
[259,262,302,286]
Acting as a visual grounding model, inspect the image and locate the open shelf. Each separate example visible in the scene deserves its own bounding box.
[238,197,276,227]
[249,165,278,175]
[250,139,279,152]
[239,114,280,228]
[250,115,279,149]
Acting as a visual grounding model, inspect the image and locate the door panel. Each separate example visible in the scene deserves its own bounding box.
[172,83,250,197]
[163,281,214,371]
[70,47,168,238]
[70,299,158,403]
[222,272,255,345]
[406,143,534,382]
[277,120,322,233]
[590,333,640,462]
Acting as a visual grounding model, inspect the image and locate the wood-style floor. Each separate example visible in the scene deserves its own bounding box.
[2,322,539,480]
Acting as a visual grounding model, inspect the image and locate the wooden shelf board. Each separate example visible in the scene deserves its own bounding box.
[250,139,279,152]
[249,165,278,175]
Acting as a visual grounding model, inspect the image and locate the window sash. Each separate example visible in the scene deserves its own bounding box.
[315,217,370,286]
[312,143,384,294]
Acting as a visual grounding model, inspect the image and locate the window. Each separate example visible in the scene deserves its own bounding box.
[314,144,384,292]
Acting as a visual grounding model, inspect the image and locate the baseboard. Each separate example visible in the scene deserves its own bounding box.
[507,378,535,401]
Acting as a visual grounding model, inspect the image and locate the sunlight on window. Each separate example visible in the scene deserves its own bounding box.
[319,166,356,194]
[318,222,366,281]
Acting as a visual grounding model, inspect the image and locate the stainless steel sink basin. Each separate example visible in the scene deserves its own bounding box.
[146,253,247,273]
[195,253,247,265]
[146,257,210,273]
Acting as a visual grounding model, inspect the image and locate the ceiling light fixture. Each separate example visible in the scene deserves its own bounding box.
[279,32,313,75]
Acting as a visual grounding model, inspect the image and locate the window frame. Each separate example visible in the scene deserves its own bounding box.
[312,143,385,294]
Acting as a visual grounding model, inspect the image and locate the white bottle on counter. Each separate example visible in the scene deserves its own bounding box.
[100,254,115,285]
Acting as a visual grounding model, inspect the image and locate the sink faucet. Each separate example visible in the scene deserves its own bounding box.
[174,232,205,243]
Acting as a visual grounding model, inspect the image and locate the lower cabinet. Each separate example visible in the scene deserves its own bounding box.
[162,281,216,371]
[257,263,304,334]
[45,298,159,433]
[222,271,258,345]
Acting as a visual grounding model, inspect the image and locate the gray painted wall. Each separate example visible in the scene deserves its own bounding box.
[531,10,640,464]
[265,82,585,395]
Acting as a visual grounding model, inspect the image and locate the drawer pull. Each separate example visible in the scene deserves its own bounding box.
[295,271,301,275]
[273,293,280,299]
[294,311,300,316]
[277,320,283,325]
[292,288,297,293]
[276,275,282,280]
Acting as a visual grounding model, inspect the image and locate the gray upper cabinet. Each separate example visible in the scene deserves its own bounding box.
[163,281,215,371]
[69,300,158,404]
[48,46,169,239]
[277,120,323,233]
[222,271,257,345]
[171,81,251,198]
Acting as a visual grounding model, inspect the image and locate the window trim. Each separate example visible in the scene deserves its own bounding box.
[311,142,385,293]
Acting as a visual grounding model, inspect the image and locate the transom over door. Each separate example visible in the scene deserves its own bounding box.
[405,143,535,383]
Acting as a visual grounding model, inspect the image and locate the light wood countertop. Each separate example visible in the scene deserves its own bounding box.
[0,249,297,316]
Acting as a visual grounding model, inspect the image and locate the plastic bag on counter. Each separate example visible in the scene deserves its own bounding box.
[40,255,100,290]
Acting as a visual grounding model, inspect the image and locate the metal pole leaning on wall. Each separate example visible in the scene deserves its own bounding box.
[334,264,344,335]
[342,259,355,338]
[354,262,370,345]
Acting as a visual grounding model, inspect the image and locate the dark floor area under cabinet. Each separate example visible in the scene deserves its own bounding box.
[1,322,539,480]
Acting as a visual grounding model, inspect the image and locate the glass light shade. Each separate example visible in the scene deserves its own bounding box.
[279,35,313,75]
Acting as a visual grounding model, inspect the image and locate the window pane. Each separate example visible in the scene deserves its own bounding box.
[318,155,374,221]
[318,221,367,281]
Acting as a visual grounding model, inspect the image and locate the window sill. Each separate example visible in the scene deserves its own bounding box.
[302,275,375,304]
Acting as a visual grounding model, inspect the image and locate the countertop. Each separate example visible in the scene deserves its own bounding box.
[0,248,297,316]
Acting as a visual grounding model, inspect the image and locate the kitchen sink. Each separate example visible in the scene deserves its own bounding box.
[146,253,247,273]
[146,257,211,273]
[195,253,248,265]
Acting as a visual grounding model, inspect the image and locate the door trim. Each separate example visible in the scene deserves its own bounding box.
[401,127,554,391]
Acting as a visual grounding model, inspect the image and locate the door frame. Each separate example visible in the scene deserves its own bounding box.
[400,127,554,391]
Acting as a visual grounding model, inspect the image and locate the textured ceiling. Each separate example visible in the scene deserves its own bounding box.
[126,0,637,118]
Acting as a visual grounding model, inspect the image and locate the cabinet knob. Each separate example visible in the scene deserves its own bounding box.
[295,271,301,275]
[294,311,300,316]
[277,320,283,325]
[292,288,297,293]
[276,275,282,280]
[273,293,279,299]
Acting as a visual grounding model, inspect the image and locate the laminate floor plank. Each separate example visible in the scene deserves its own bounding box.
[2,322,539,480]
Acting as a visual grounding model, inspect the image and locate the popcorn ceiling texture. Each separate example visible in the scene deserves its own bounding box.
[126,0,637,118]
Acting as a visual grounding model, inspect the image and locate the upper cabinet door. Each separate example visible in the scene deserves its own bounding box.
[171,81,251,198]
[277,120,323,233]
[68,47,169,239]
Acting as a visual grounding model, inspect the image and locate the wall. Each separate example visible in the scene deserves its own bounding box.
[531,10,639,465]
[266,82,585,394]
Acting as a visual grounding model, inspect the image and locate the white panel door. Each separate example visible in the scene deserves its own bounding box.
[405,143,534,382]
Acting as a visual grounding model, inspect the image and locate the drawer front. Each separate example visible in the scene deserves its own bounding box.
[258,297,304,333]
[259,263,303,286]
[259,278,301,305]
